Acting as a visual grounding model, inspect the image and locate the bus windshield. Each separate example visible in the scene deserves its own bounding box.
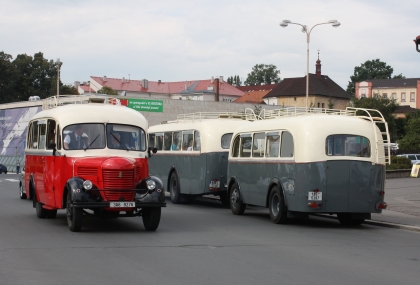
[63,123,105,150]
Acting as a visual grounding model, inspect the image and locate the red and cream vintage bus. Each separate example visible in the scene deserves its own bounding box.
[23,96,165,232]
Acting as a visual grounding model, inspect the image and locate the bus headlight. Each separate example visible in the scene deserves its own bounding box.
[83,180,93,190]
[146,180,156,190]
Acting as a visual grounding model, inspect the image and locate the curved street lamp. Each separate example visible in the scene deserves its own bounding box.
[280,20,340,110]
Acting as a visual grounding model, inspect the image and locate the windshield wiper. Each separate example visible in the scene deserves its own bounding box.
[110,132,129,151]
[84,134,100,151]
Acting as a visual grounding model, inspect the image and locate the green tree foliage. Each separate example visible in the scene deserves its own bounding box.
[0,52,16,103]
[227,75,242,86]
[60,84,79,95]
[244,64,281,86]
[0,51,61,103]
[346,59,405,95]
[97,86,118,95]
[398,117,420,151]
[352,96,399,142]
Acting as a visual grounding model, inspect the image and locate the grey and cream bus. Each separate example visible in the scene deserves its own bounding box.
[148,110,257,204]
[227,107,390,225]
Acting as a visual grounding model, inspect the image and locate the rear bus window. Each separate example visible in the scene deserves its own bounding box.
[280,131,294,158]
[326,135,370,157]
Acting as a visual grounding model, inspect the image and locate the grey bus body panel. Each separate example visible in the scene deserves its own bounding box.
[229,160,385,214]
[149,152,228,195]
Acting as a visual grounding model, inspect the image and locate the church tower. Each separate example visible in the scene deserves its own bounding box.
[315,51,322,77]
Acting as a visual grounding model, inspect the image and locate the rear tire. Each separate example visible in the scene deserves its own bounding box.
[36,201,47,219]
[66,190,83,232]
[142,207,161,231]
[19,183,27,199]
[219,192,230,207]
[169,172,182,204]
[229,183,246,215]
[269,186,287,224]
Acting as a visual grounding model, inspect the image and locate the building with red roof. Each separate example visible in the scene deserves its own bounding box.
[234,84,277,104]
[87,76,244,102]
[263,55,352,109]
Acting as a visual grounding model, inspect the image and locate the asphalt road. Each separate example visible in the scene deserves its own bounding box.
[1,174,419,285]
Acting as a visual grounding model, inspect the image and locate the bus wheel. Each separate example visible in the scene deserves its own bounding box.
[36,201,47,219]
[142,207,161,231]
[337,213,365,226]
[229,183,246,215]
[19,183,26,199]
[269,186,287,224]
[169,172,182,204]
[66,191,83,232]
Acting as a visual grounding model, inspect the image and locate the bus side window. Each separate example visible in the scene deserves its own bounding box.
[148,133,155,149]
[172,131,182,151]
[46,119,56,149]
[265,133,280,158]
[280,131,294,158]
[183,131,194,151]
[30,121,39,149]
[164,132,172,150]
[155,133,163,150]
[221,133,233,149]
[252,132,265,157]
[240,135,252,158]
[194,131,201,151]
[38,121,47,149]
[231,135,240,157]
[57,125,62,150]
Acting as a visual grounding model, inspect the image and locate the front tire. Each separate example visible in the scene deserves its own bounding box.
[169,172,182,204]
[269,186,287,224]
[19,183,26,199]
[66,190,83,232]
[142,207,161,231]
[229,183,246,215]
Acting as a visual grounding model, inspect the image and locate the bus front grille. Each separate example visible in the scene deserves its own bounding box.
[77,167,99,177]
[102,169,135,201]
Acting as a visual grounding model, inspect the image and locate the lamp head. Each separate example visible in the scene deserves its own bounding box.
[332,22,340,28]
[280,22,289,28]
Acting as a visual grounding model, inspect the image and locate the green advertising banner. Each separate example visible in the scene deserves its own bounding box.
[128,99,163,112]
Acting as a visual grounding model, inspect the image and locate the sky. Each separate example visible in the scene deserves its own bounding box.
[1,0,419,90]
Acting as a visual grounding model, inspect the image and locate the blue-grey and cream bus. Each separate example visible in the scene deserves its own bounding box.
[148,110,256,204]
[227,107,390,225]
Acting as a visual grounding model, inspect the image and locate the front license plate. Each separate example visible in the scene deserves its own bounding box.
[308,192,322,201]
[110,202,135,208]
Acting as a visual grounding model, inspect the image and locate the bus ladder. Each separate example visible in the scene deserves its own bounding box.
[346,107,391,165]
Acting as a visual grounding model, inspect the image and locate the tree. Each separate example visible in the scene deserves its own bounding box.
[60,84,79,95]
[346,59,405,95]
[244,64,281,86]
[0,52,16,104]
[352,96,399,142]
[227,75,242,86]
[97,86,118,95]
[398,117,420,150]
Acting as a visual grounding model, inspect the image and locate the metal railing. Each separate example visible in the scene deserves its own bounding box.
[42,95,120,110]
[173,108,258,123]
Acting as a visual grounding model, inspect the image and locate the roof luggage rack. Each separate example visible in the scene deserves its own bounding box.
[171,108,259,123]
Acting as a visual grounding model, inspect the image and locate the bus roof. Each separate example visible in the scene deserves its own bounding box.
[30,103,148,129]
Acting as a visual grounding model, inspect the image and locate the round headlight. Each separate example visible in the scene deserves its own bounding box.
[83,180,93,190]
[146,180,156,190]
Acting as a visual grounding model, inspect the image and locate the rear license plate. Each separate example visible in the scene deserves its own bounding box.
[209,181,220,188]
[308,192,322,201]
[110,202,135,208]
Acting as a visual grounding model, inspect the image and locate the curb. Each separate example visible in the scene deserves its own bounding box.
[314,213,420,232]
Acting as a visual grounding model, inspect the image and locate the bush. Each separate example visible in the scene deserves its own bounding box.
[386,155,412,170]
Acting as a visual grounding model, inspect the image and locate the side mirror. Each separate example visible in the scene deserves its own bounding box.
[50,142,57,156]
[148,147,158,157]
[152,147,157,154]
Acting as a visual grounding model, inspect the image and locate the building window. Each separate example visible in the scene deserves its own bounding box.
[361,94,366,98]
[392,93,397,100]
[383,93,387,99]
[317,103,320,107]
[410,92,415,102]
[401,92,406,102]
[321,103,325,108]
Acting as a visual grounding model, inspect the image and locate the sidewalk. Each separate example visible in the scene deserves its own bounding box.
[367,177,420,231]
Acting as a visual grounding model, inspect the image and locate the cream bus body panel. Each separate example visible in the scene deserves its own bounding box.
[149,119,252,196]
[229,114,386,215]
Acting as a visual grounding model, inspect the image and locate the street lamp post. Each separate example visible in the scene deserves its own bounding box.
[280,20,340,110]
[56,58,61,96]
